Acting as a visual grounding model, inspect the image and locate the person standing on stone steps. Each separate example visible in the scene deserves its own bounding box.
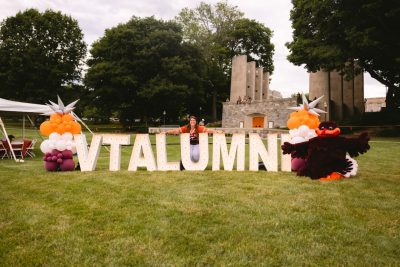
[164,115,223,170]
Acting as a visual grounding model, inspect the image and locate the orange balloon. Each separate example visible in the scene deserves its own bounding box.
[40,121,53,136]
[287,118,299,129]
[71,122,81,134]
[50,113,62,122]
[62,114,73,122]
[56,124,65,134]
[297,110,307,117]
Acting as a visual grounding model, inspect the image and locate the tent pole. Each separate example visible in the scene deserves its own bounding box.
[71,111,110,152]
[72,111,94,135]
[22,114,25,140]
[0,117,18,162]
[26,115,44,141]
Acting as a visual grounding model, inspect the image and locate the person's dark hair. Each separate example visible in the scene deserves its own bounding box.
[186,115,199,136]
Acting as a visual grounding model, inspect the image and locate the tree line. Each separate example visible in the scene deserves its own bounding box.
[0,1,398,126]
[0,2,274,126]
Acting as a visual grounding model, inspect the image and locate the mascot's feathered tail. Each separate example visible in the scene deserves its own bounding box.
[344,155,358,178]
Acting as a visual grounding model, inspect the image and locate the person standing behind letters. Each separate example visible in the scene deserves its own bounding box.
[165,116,222,169]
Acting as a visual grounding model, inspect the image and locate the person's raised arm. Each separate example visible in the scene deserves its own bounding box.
[204,128,224,134]
[164,127,181,135]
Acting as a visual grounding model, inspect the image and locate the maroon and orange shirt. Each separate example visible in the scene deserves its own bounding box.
[179,126,207,145]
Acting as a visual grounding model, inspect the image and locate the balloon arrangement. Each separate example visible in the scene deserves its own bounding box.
[39,97,81,171]
[286,95,326,171]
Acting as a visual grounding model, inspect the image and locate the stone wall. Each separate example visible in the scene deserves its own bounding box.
[222,98,296,128]
[309,69,364,122]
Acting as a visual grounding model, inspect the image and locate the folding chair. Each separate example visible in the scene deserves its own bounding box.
[0,141,9,159]
[25,139,37,158]
[11,143,24,159]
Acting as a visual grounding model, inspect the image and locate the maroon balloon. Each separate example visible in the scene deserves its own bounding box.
[45,161,58,171]
[57,158,63,164]
[60,159,75,171]
[52,149,61,156]
[291,158,306,172]
[62,150,73,159]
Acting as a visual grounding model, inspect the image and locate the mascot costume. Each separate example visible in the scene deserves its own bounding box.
[282,95,370,180]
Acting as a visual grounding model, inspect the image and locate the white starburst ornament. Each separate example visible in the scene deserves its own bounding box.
[288,94,327,116]
[43,96,79,116]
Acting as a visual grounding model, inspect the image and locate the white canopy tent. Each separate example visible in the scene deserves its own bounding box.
[0,97,95,162]
[0,97,54,114]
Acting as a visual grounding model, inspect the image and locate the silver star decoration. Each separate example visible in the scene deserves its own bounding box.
[43,96,79,115]
[288,94,327,116]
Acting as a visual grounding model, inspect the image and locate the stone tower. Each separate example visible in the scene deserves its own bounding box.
[229,55,270,103]
[309,70,364,121]
[223,55,294,129]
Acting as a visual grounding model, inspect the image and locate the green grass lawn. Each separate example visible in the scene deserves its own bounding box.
[0,130,399,266]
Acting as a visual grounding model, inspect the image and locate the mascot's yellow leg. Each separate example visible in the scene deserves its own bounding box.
[319,172,345,181]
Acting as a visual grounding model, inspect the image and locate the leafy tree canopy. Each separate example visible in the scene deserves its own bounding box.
[84,16,205,125]
[229,18,274,73]
[176,1,275,120]
[0,8,86,103]
[287,0,400,110]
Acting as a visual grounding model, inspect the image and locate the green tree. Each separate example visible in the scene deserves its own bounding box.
[84,16,205,126]
[0,9,86,103]
[228,18,274,72]
[287,0,400,110]
[176,1,275,121]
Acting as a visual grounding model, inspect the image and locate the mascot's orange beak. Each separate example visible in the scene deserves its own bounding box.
[316,127,341,137]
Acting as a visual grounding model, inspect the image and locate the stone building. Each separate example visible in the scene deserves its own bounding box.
[365,97,385,112]
[222,55,295,128]
[309,69,364,121]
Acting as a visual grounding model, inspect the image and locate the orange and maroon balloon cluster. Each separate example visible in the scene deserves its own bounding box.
[40,113,81,136]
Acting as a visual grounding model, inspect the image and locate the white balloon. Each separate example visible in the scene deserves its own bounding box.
[66,140,74,146]
[298,125,310,138]
[289,129,299,138]
[307,131,317,139]
[290,136,306,144]
[55,140,67,151]
[62,132,73,141]
[71,146,77,154]
[49,132,61,141]
[48,141,55,150]
[40,140,51,153]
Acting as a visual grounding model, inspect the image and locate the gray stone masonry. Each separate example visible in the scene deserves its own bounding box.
[222,98,296,128]
[309,68,364,122]
[255,67,263,101]
[246,62,256,100]
[262,72,270,99]
[230,55,247,103]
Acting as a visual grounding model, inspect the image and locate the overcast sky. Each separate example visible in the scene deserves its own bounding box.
[0,0,386,98]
